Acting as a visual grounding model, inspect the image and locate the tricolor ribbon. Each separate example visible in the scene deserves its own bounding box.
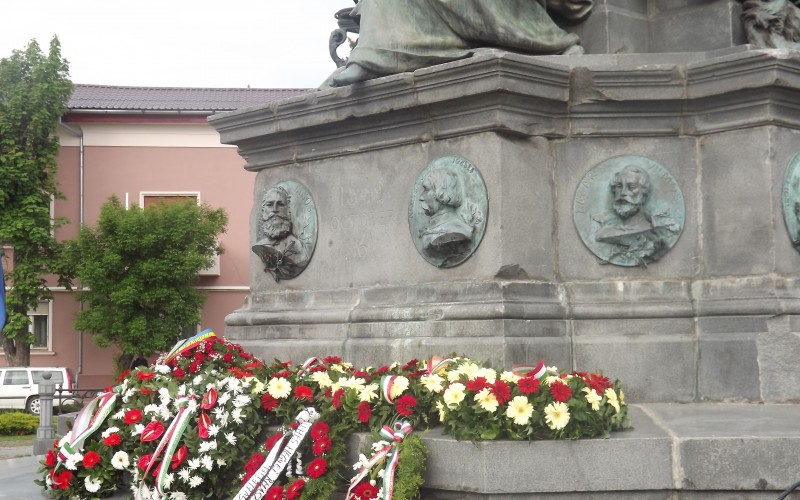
[380,375,398,404]
[297,357,324,378]
[138,396,196,496]
[57,392,117,463]
[233,407,319,500]
[162,329,217,364]
[346,420,414,500]
[511,359,547,380]
[425,356,456,376]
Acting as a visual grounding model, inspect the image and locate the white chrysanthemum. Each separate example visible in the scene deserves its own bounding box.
[214,407,230,427]
[208,424,221,436]
[240,379,251,390]
[102,426,120,438]
[144,403,160,415]
[505,396,534,425]
[226,377,242,394]
[154,364,171,374]
[225,432,237,445]
[251,380,266,394]
[267,377,292,399]
[371,440,389,452]
[201,455,214,471]
[420,374,445,393]
[178,468,191,482]
[163,472,174,490]
[177,384,187,397]
[217,458,227,467]
[233,394,251,407]
[192,375,204,386]
[85,476,102,493]
[353,453,369,470]
[443,382,466,408]
[359,383,379,402]
[188,475,204,488]
[217,392,231,406]
[389,376,409,399]
[310,371,333,388]
[111,451,130,470]
[132,423,145,436]
[188,458,201,470]
[111,409,125,420]
[231,408,244,424]
[64,452,82,470]
[159,406,172,421]
[171,492,188,500]
[474,388,499,413]
[199,440,217,453]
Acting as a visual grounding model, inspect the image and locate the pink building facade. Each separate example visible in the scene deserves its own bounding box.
[0,85,308,388]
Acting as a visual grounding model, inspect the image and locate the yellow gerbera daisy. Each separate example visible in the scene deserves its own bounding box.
[544,401,570,430]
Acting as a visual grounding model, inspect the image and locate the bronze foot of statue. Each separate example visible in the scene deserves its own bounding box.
[331,63,375,86]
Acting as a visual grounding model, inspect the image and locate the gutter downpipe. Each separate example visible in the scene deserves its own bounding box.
[59,119,84,387]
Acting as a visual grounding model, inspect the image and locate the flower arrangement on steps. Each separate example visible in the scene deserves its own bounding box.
[37,330,630,499]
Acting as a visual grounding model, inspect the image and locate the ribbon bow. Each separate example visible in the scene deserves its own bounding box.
[346,420,414,500]
[57,392,117,463]
[511,359,547,380]
[425,356,455,376]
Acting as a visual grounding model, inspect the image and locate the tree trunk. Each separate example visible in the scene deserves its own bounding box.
[2,336,30,366]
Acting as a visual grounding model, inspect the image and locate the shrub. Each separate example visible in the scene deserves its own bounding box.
[0,412,39,435]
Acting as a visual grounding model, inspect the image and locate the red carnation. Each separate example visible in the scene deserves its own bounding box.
[354,370,370,380]
[265,432,284,451]
[45,449,56,467]
[188,360,202,374]
[491,380,512,405]
[332,389,345,409]
[309,365,327,373]
[286,479,306,499]
[307,457,328,478]
[272,370,291,379]
[172,367,185,379]
[550,381,572,402]
[266,485,284,500]
[372,365,389,375]
[313,435,332,455]
[50,469,72,490]
[517,376,540,395]
[466,377,488,392]
[244,453,265,476]
[194,352,206,362]
[171,445,188,470]
[140,387,155,396]
[402,359,419,371]
[136,370,155,381]
[323,356,342,364]
[311,421,329,440]
[124,409,142,425]
[395,394,417,417]
[116,369,131,383]
[222,352,234,363]
[103,432,122,447]
[261,393,279,411]
[294,385,313,401]
[353,481,379,499]
[357,401,371,423]
[82,450,101,468]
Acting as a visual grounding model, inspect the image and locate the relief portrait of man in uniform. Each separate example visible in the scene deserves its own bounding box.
[574,156,685,268]
[252,181,317,281]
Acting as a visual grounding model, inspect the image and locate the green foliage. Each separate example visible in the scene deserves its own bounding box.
[0,37,73,365]
[393,434,428,500]
[65,196,227,358]
[0,411,39,435]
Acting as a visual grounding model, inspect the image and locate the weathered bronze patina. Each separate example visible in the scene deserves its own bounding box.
[742,0,800,49]
[573,155,684,267]
[331,0,593,86]
[252,181,318,281]
[409,156,488,268]
[782,151,800,251]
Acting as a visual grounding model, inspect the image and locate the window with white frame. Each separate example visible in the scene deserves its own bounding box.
[29,301,51,349]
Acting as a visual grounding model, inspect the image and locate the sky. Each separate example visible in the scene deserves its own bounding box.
[0,0,345,89]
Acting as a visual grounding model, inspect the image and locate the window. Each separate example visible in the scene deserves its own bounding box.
[29,301,51,349]
[4,370,29,385]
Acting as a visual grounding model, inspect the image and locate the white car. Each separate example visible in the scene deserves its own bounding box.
[0,367,74,414]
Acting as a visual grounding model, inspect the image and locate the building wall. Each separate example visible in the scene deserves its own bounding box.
[1,117,253,387]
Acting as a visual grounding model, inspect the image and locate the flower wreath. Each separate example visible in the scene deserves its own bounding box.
[236,408,341,500]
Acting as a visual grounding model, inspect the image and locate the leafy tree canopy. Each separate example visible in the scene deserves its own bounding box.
[0,37,72,366]
[66,196,228,361]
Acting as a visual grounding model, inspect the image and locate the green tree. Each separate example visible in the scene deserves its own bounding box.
[65,196,227,368]
[0,37,73,366]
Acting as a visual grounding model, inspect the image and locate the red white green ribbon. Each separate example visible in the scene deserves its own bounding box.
[233,407,319,500]
[381,375,398,404]
[139,397,196,496]
[162,329,217,364]
[57,392,117,462]
[512,359,547,380]
[346,420,414,500]
[425,356,456,376]
[296,357,324,378]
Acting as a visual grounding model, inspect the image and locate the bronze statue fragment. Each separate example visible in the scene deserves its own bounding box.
[252,181,318,281]
[409,156,487,268]
[782,151,800,251]
[328,0,593,86]
[742,0,800,49]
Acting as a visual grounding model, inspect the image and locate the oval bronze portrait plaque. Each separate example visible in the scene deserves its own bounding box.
[573,155,685,267]
[782,151,800,252]
[408,156,488,268]
[252,180,318,281]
